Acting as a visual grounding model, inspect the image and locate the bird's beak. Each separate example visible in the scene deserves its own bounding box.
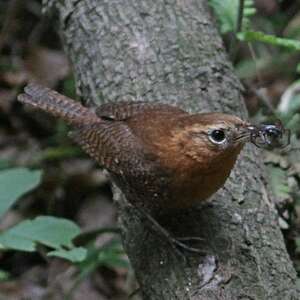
[234,123,254,144]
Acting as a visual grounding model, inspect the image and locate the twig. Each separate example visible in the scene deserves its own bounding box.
[248,42,263,84]
[229,0,245,60]
[236,0,245,35]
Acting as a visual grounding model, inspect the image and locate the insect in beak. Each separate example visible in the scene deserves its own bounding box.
[246,120,291,149]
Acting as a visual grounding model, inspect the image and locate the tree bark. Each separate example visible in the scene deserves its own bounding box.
[43,0,299,299]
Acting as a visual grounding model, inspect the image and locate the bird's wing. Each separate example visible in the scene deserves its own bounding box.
[96,101,186,121]
[70,122,170,207]
[70,121,159,175]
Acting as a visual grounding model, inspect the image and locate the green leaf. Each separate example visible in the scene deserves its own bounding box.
[209,0,238,33]
[0,160,13,170]
[0,168,42,218]
[48,247,87,263]
[0,230,36,252]
[98,240,129,269]
[0,216,81,252]
[63,75,77,99]
[238,31,300,51]
[76,240,128,286]
[0,269,10,281]
[209,0,256,33]
[0,216,88,263]
[267,166,290,199]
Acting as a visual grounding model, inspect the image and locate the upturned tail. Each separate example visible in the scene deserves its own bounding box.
[18,83,100,126]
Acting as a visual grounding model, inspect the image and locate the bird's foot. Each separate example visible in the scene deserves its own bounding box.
[170,236,205,254]
[137,208,205,255]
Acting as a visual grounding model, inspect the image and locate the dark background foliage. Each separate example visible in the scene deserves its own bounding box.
[0,0,299,299]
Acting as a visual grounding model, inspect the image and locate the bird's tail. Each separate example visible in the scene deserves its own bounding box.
[18,83,100,126]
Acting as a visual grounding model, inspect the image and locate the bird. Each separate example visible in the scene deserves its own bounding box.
[18,83,254,252]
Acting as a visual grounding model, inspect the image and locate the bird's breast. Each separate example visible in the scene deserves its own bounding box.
[169,168,230,209]
[166,149,241,209]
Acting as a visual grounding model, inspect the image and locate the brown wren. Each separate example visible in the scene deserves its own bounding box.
[18,83,260,252]
[18,83,253,209]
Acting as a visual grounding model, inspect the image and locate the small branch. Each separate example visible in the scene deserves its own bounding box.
[236,0,245,34]
[229,0,245,60]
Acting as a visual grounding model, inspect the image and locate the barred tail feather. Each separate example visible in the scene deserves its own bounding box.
[18,83,100,126]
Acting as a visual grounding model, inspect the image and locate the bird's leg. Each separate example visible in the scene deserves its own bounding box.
[136,207,205,255]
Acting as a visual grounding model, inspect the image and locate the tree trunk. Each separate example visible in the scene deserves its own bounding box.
[43,0,299,299]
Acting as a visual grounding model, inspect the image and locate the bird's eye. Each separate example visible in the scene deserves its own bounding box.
[208,129,227,144]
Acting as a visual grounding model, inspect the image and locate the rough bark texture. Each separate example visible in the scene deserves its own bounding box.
[44,0,299,299]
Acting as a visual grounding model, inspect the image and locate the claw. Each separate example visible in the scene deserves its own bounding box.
[136,207,205,255]
[177,236,204,242]
[171,237,205,254]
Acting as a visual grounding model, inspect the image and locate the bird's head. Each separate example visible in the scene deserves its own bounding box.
[170,113,252,170]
